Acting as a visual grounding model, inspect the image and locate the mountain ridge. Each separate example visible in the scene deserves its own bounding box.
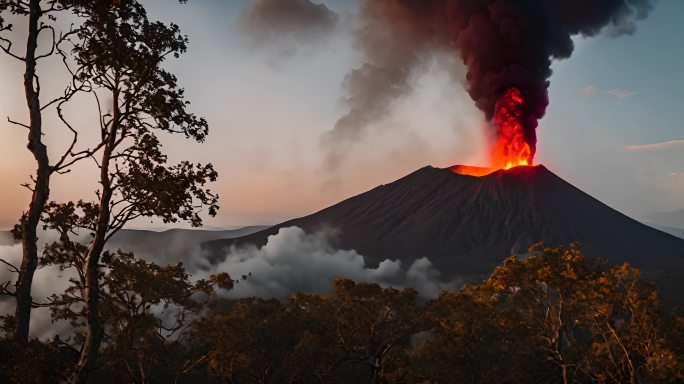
[203,165,684,280]
[646,208,684,230]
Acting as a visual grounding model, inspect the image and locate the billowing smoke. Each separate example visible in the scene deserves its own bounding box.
[322,0,455,173]
[1,226,460,339]
[238,0,339,58]
[105,227,269,274]
[325,0,654,168]
[207,227,461,300]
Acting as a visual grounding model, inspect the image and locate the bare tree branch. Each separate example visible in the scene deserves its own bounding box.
[7,116,30,129]
[0,35,25,61]
[0,258,20,274]
[0,280,15,297]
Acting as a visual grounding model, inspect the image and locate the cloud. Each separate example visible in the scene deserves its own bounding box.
[0,226,461,339]
[583,85,599,96]
[237,0,339,57]
[583,85,637,99]
[0,244,73,340]
[606,89,637,99]
[625,138,684,151]
[207,226,461,300]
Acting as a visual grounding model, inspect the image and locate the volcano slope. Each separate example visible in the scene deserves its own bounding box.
[203,165,684,303]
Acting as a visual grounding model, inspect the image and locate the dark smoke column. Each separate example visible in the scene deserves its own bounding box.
[449,0,553,165]
[355,0,654,167]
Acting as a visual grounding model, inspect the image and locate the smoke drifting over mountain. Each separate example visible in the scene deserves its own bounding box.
[207,227,460,300]
[238,0,339,57]
[324,0,655,169]
[321,1,455,173]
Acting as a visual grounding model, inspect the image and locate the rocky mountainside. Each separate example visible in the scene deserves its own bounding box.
[203,166,684,283]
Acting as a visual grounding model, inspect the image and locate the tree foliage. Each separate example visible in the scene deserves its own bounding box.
[190,245,684,384]
[413,244,683,383]
[1,0,219,381]
[1,244,683,383]
[29,1,221,381]
[191,279,424,383]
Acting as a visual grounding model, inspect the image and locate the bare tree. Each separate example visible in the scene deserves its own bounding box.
[0,0,90,346]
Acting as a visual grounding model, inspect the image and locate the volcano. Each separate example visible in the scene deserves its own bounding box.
[203,165,684,303]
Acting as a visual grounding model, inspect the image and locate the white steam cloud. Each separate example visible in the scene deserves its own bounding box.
[0,225,461,339]
[208,226,461,299]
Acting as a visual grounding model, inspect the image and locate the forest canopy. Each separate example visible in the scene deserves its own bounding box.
[2,244,683,383]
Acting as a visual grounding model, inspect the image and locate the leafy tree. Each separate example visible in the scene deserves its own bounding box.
[18,0,220,381]
[1,237,231,384]
[414,244,683,383]
[1,243,682,383]
[316,279,425,383]
[91,252,231,383]
[37,200,231,382]
[411,286,521,383]
[191,298,300,383]
[580,263,680,383]
[192,279,425,384]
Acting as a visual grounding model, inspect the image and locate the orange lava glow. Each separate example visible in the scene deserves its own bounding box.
[491,87,533,170]
[453,87,534,177]
[450,165,497,177]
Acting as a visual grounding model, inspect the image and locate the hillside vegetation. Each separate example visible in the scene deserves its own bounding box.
[2,244,683,383]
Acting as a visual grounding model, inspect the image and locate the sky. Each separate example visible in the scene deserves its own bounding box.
[0,0,682,230]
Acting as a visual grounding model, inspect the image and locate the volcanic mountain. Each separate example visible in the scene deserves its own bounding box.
[203,165,684,303]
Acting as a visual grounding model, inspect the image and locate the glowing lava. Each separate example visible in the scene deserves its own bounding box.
[491,88,533,169]
[453,87,535,177]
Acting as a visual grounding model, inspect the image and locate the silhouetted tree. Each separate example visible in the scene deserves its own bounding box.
[20,0,220,381]
[0,0,82,346]
[1,226,231,383]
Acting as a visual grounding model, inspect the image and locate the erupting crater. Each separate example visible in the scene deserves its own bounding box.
[450,164,540,177]
[452,87,538,177]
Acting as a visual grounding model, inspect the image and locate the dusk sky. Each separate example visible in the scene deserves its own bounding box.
[1,0,683,229]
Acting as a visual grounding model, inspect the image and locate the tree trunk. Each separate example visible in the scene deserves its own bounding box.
[70,160,112,383]
[14,0,50,346]
[70,232,108,383]
[71,93,119,384]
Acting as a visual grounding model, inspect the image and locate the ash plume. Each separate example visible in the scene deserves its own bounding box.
[322,0,454,173]
[238,0,339,57]
[325,0,655,169]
